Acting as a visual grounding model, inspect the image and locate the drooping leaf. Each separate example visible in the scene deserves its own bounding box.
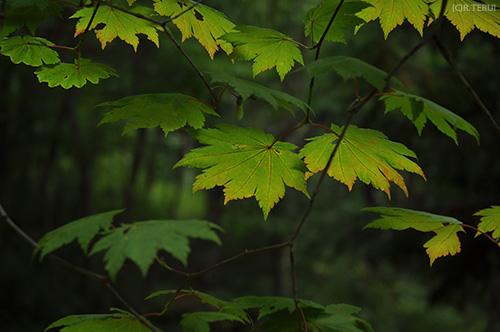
[231,296,299,320]
[98,93,218,136]
[305,56,403,92]
[210,72,309,114]
[35,58,118,89]
[0,2,65,39]
[300,124,425,199]
[71,4,159,51]
[381,91,480,144]
[304,0,369,44]
[181,312,245,332]
[355,0,430,38]
[147,289,251,323]
[90,219,222,279]
[474,205,500,243]
[1,35,60,66]
[364,207,465,265]
[220,26,305,81]
[154,0,235,58]
[45,312,159,332]
[36,210,123,260]
[174,124,309,219]
[429,0,500,40]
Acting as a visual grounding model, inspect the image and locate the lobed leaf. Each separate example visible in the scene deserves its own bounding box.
[305,55,403,91]
[300,124,425,199]
[71,5,159,51]
[175,124,309,219]
[36,210,123,260]
[429,0,500,40]
[90,219,222,279]
[98,93,218,136]
[382,91,480,145]
[181,312,245,332]
[35,58,118,89]
[45,312,159,332]
[364,207,465,265]
[0,35,60,66]
[304,0,370,44]
[474,205,500,242]
[355,0,429,38]
[210,72,309,114]
[220,26,304,81]
[154,0,235,58]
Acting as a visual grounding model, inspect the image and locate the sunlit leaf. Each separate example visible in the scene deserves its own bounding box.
[98,93,218,136]
[154,0,235,58]
[300,124,425,199]
[381,91,480,144]
[474,205,500,243]
[220,26,304,81]
[210,72,309,114]
[71,4,159,51]
[90,219,222,279]
[304,0,369,44]
[355,0,429,38]
[175,124,309,219]
[364,207,465,265]
[35,58,118,89]
[36,210,123,260]
[0,35,60,66]
[429,0,500,40]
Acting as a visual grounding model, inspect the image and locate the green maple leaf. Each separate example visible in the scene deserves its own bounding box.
[154,0,235,58]
[45,312,159,332]
[305,56,403,92]
[175,124,309,219]
[71,5,159,51]
[381,91,480,145]
[355,0,430,38]
[474,205,500,243]
[98,93,218,136]
[429,0,500,40]
[35,58,118,89]
[0,2,65,39]
[0,35,60,66]
[364,207,465,265]
[220,26,305,81]
[181,312,245,332]
[36,210,123,260]
[300,124,425,199]
[304,0,370,44]
[90,219,221,279]
[210,73,309,114]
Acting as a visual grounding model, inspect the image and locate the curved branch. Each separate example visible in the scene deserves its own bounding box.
[0,203,160,332]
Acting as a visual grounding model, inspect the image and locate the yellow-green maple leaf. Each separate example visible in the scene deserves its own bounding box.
[474,205,500,243]
[175,124,309,219]
[364,207,464,265]
[300,124,425,199]
[355,0,429,38]
[71,5,159,51]
[429,0,500,40]
[154,0,235,58]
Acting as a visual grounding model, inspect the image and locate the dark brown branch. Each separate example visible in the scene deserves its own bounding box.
[165,0,203,24]
[433,35,500,135]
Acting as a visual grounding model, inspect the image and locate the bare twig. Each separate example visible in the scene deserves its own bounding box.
[164,0,203,24]
[433,35,500,135]
[0,203,160,332]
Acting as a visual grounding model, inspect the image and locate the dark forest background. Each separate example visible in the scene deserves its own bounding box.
[1,1,499,331]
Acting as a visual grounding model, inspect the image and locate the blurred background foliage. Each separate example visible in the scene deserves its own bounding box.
[0,0,499,331]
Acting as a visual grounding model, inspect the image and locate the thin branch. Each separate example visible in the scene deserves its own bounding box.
[76,2,101,51]
[433,35,500,135]
[460,223,499,245]
[289,244,305,331]
[0,203,160,332]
